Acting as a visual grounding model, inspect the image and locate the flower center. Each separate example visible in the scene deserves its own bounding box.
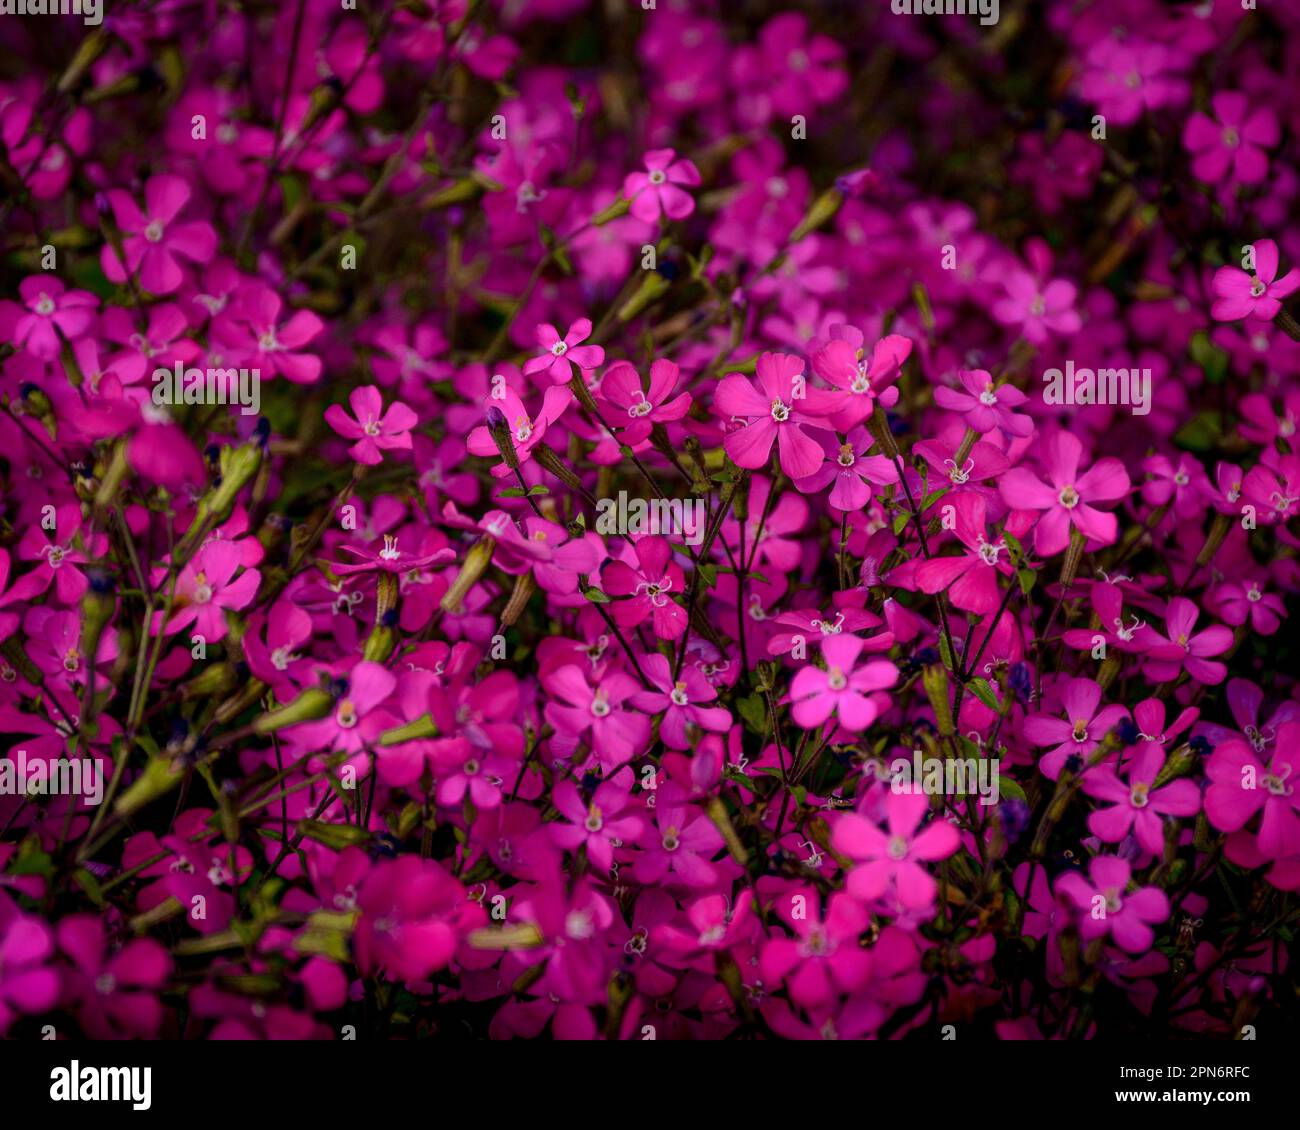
[1250,276,1266,297]
[886,835,908,860]
[144,220,165,243]
[648,169,667,185]
[837,444,856,468]
[662,828,681,852]
[193,573,213,604]
[1129,783,1150,808]
[1058,485,1080,509]
[35,294,56,316]
[550,340,568,356]
[978,384,999,406]
[770,398,790,423]
[94,973,117,995]
[1222,126,1240,148]
[1071,719,1089,742]
[590,689,611,718]
[977,539,1002,566]
[380,534,401,561]
[670,682,689,707]
[826,666,847,691]
[585,806,604,833]
[62,649,81,673]
[336,699,358,728]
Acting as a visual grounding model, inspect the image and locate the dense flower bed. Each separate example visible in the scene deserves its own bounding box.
[0,0,1297,1040]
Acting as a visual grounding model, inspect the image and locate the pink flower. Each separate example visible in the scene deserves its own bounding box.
[0,277,97,360]
[522,318,605,385]
[290,660,399,758]
[934,370,1033,437]
[623,148,701,224]
[354,856,480,981]
[914,492,1014,615]
[716,351,837,478]
[809,328,910,430]
[101,173,216,294]
[325,385,418,465]
[549,772,645,873]
[832,791,960,910]
[999,432,1131,556]
[634,785,724,889]
[596,358,691,441]
[759,889,871,1007]
[1241,453,1300,524]
[1211,240,1300,322]
[1205,723,1300,860]
[1024,676,1129,780]
[1056,856,1170,953]
[1142,597,1233,686]
[991,270,1082,344]
[1183,92,1278,187]
[788,634,898,732]
[56,915,171,1039]
[0,906,60,1036]
[541,664,650,770]
[1082,744,1201,854]
[157,539,260,643]
[630,652,732,750]
[793,425,898,512]
[466,385,572,477]
[212,283,324,383]
[601,537,687,640]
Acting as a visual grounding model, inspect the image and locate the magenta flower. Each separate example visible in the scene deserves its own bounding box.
[325,385,418,465]
[56,915,171,1039]
[1024,676,1129,780]
[630,652,732,750]
[793,424,898,512]
[999,432,1130,556]
[1143,597,1233,686]
[157,539,260,643]
[596,358,691,438]
[809,328,910,430]
[634,786,724,889]
[100,174,216,294]
[0,277,97,360]
[759,890,871,1008]
[832,791,960,910]
[623,148,701,224]
[354,857,480,981]
[602,536,687,641]
[716,351,837,478]
[466,385,572,477]
[990,243,1082,342]
[1183,92,1278,187]
[1056,856,1170,953]
[1211,240,1300,322]
[934,370,1033,437]
[549,773,645,873]
[1082,744,1201,855]
[0,907,59,1035]
[522,318,605,385]
[1213,577,1284,637]
[541,664,650,770]
[1205,723,1300,860]
[212,283,324,383]
[1241,453,1300,524]
[789,634,898,732]
[914,492,1013,615]
[290,660,399,757]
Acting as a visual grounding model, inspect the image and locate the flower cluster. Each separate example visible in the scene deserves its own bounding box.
[0,0,1297,1042]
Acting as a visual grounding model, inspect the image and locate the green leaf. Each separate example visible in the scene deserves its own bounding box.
[526,484,550,496]
[498,487,525,498]
[736,694,768,734]
[968,677,999,710]
[1017,567,1036,594]
[583,587,611,604]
